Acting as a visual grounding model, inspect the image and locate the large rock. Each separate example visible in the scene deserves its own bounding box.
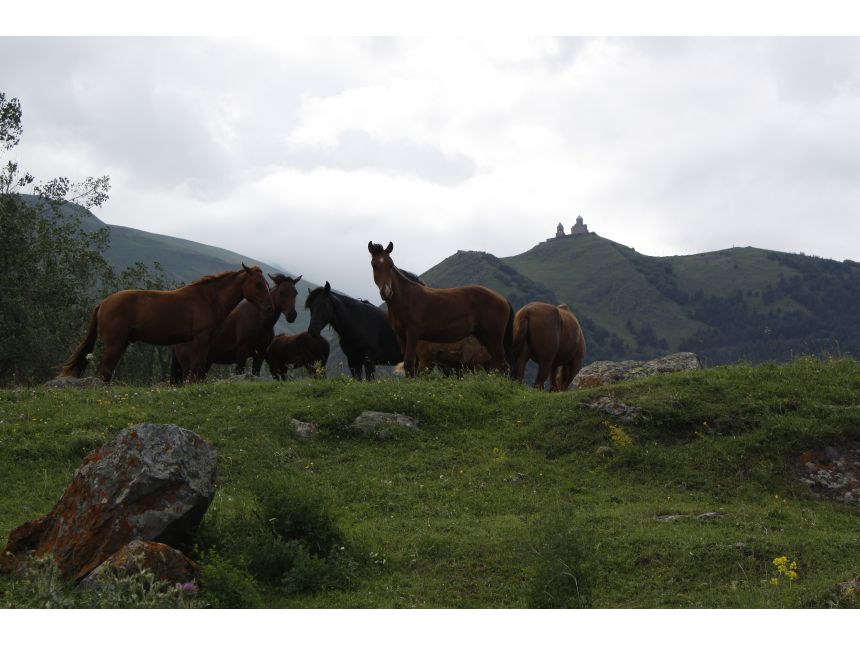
[1,423,217,581]
[573,352,702,388]
[80,539,200,589]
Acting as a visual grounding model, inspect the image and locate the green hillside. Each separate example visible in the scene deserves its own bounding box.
[2,359,860,608]
[420,234,860,365]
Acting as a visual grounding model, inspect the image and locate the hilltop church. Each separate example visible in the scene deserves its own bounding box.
[547,215,593,241]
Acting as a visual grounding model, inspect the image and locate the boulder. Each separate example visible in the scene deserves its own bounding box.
[351,411,419,440]
[80,539,200,589]
[1,423,217,581]
[573,352,702,388]
[581,396,642,421]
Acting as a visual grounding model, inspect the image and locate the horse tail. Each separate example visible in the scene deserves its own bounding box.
[504,302,515,377]
[169,348,184,385]
[59,305,100,378]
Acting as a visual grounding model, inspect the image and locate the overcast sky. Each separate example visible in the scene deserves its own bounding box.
[2,36,859,301]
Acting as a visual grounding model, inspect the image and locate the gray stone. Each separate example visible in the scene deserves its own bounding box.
[573,352,702,388]
[351,411,419,440]
[43,376,107,388]
[696,512,723,521]
[291,418,318,439]
[582,396,642,421]
[655,514,687,522]
[1,423,217,581]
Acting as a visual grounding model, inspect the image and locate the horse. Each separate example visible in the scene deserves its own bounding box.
[265,331,330,379]
[305,281,403,379]
[170,273,302,383]
[368,241,514,377]
[512,301,586,391]
[416,336,492,376]
[59,264,273,383]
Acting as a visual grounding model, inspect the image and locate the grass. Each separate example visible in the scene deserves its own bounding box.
[2,357,860,608]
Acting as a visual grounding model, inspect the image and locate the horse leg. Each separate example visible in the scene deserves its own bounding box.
[514,347,530,383]
[347,355,363,380]
[250,351,264,376]
[534,358,553,390]
[365,360,376,380]
[403,331,419,377]
[97,338,130,382]
[235,357,247,375]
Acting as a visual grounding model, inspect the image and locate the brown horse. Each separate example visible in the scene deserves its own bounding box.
[512,302,586,391]
[59,264,273,382]
[416,336,492,376]
[265,331,330,379]
[368,241,514,377]
[170,273,302,383]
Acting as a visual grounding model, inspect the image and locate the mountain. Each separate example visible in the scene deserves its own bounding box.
[21,194,319,337]
[421,232,860,365]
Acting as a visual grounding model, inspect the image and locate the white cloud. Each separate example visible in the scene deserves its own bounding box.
[3,36,860,301]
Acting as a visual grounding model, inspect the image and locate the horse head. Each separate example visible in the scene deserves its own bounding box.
[305,280,334,338]
[368,241,395,301]
[241,263,274,317]
[269,273,301,323]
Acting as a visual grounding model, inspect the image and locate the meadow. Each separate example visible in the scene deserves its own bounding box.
[2,357,860,608]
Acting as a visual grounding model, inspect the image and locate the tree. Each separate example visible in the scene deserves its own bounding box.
[0,92,113,384]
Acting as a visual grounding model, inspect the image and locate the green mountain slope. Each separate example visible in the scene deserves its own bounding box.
[420,233,860,365]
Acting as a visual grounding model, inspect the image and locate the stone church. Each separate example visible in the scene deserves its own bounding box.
[550,215,592,240]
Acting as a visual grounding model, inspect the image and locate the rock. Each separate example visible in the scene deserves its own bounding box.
[582,396,642,421]
[1,423,217,581]
[43,376,107,388]
[291,418,318,439]
[80,539,200,589]
[596,446,615,456]
[573,352,702,388]
[696,512,723,521]
[351,411,419,440]
[655,514,687,522]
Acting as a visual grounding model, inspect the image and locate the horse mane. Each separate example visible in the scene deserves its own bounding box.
[368,243,387,255]
[398,268,426,286]
[187,269,242,287]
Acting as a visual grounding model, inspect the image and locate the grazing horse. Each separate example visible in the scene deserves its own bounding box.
[170,273,302,383]
[265,331,330,379]
[416,336,492,376]
[59,264,273,383]
[368,241,514,377]
[512,302,586,391]
[306,281,402,379]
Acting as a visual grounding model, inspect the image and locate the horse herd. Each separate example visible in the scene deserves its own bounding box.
[59,242,586,391]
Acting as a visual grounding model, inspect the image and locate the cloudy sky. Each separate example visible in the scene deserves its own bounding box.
[2,36,859,301]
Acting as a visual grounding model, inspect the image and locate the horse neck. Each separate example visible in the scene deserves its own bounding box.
[390,265,420,307]
[201,271,247,318]
[264,289,283,328]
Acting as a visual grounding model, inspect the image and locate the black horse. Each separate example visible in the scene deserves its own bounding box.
[306,281,405,379]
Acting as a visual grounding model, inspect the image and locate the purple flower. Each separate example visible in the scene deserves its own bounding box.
[179,581,198,593]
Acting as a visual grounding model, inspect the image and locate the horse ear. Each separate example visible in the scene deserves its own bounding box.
[368,241,375,254]
[242,262,250,272]
[385,241,393,254]
[268,273,276,281]
[324,281,331,293]
[293,274,302,283]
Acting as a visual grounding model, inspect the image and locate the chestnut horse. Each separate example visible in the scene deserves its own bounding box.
[170,273,302,383]
[265,331,330,379]
[512,302,586,391]
[416,336,491,376]
[368,241,514,377]
[59,264,273,382]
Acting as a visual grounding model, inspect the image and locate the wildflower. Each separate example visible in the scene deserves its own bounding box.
[769,578,779,586]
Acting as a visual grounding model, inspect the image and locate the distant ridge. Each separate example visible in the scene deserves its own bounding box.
[421,232,860,365]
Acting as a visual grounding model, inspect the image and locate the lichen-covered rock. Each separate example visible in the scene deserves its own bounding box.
[80,539,200,589]
[351,411,419,440]
[291,418,318,439]
[1,423,217,581]
[581,396,642,421]
[573,352,702,388]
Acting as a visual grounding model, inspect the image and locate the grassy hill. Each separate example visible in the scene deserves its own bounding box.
[421,234,860,366]
[2,357,860,608]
